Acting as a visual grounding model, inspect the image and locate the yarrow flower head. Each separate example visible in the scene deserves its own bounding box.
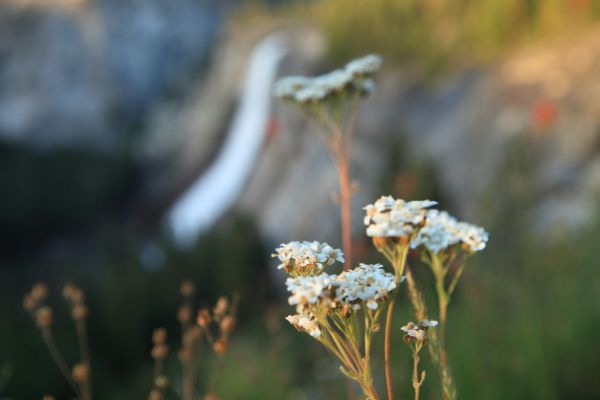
[401,320,438,343]
[273,54,383,105]
[335,263,398,311]
[363,196,437,239]
[285,273,334,310]
[410,209,489,253]
[286,310,322,337]
[345,54,383,78]
[273,241,344,276]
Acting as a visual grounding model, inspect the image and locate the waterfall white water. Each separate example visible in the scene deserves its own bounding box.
[167,33,287,247]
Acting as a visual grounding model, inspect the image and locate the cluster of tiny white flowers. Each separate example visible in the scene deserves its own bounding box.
[286,310,322,337]
[335,263,398,310]
[273,241,344,274]
[363,196,437,238]
[401,320,438,342]
[274,54,382,104]
[410,209,489,253]
[457,222,488,252]
[285,273,333,308]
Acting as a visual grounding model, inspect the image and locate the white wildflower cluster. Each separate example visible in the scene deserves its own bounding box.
[286,310,321,337]
[285,273,333,308]
[410,209,489,253]
[273,241,344,275]
[401,320,438,343]
[274,54,383,104]
[335,264,398,310]
[363,196,437,238]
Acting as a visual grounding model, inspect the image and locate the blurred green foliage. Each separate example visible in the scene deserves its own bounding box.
[308,0,600,72]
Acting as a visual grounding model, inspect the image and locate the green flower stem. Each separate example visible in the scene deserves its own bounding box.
[381,242,410,400]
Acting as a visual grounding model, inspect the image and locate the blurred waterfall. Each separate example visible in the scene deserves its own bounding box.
[167,33,287,247]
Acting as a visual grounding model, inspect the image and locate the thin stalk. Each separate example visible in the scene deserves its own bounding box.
[336,142,352,270]
[383,296,396,400]
[41,328,80,395]
[412,353,420,400]
[75,320,93,400]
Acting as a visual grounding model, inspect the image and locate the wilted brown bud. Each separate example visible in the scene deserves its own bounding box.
[147,389,163,400]
[372,236,388,251]
[340,304,352,318]
[196,308,212,328]
[180,280,195,297]
[71,303,88,320]
[177,305,192,324]
[31,283,49,302]
[154,375,169,389]
[213,338,228,355]
[204,393,219,400]
[213,296,229,319]
[151,344,169,360]
[219,315,236,335]
[373,323,381,333]
[72,363,90,384]
[152,328,167,345]
[35,306,53,328]
[23,294,37,311]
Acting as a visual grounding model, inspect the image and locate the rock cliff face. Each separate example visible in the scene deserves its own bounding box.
[0,0,227,149]
[238,28,600,245]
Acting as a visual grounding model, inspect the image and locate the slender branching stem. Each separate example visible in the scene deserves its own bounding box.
[41,328,80,395]
[75,320,93,400]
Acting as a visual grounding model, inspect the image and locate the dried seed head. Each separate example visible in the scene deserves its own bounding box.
[71,303,88,320]
[154,375,169,389]
[213,338,228,355]
[152,328,167,345]
[62,282,77,300]
[151,344,169,360]
[180,280,195,297]
[196,308,212,328]
[177,305,192,324]
[213,296,229,319]
[23,294,36,311]
[31,283,49,303]
[219,315,236,335]
[147,389,163,400]
[72,363,90,384]
[35,306,53,328]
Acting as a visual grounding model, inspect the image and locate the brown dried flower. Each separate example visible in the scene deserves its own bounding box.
[180,280,195,297]
[152,328,167,345]
[213,338,228,355]
[35,306,53,328]
[196,308,212,328]
[23,294,37,311]
[219,315,236,335]
[72,362,90,384]
[147,389,163,400]
[71,303,88,320]
[213,296,229,320]
[31,283,49,303]
[151,344,169,360]
[177,305,192,324]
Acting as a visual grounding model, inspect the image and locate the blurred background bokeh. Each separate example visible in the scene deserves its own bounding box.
[1,0,600,398]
